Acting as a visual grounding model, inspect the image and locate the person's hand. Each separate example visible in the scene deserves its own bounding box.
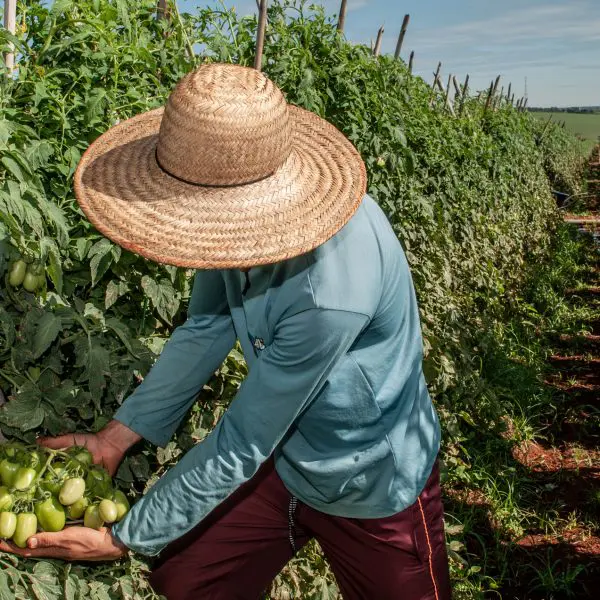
[37,421,142,476]
[0,526,128,561]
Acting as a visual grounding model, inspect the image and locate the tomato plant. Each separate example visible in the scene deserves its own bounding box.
[0,1,589,599]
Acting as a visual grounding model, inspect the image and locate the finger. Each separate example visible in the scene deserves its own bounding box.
[0,539,24,555]
[0,539,39,559]
[28,532,67,550]
[37,434,79,449]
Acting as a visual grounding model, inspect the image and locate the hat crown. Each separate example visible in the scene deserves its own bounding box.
[156,64,292,186]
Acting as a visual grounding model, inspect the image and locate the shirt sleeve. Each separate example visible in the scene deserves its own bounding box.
[111,308,368,556]
[113,270,236,448]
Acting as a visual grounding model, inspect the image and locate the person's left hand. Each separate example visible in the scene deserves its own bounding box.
[0,526,128,561]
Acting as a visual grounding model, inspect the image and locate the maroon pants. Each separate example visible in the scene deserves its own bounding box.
[150,459,451,600]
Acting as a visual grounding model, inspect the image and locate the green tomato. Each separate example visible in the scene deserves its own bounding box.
[29,261,45,277]
[27,450,44,472]
[67,496,89,520]
[86,466,112,498]
[0,459,19,488]
[112,490,130,522]
[0,487,13,511]
[12,513,37,548]
[98,499,118,524]
[40,479,62,497]
[0,512,17,538]
[35,496,66,532]
[13,467,37,491]
[59,477,86,506]
[41,462,66,496]
[66,447,94,470]
[8,260,27,287]
[83,505,104,530]
[22,272,40,292]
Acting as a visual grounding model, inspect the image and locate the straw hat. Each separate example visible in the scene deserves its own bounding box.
[74,63,366,269]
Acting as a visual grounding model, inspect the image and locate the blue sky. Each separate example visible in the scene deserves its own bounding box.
[179,0,600,107]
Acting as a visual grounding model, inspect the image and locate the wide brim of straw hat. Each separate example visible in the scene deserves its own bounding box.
[74,105,366,269]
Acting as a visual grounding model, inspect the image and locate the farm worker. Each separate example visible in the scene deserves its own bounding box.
[2,64,451,599]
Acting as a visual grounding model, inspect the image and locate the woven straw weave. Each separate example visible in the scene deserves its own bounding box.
[74,63,366,269]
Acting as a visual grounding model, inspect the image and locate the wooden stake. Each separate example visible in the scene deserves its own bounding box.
[3,0,16,72]
[522,97,528,111]
[394,14,410,59]
[435,75,455,116]
[373,25,384,57]
[452,75,461,98]
[491,75,501,101]
[337,0,348,33]
[510,93,515,105]
[484,80,494,114]
[444,73,452,105]
[408,50,414,74]
[157,0,169,20]
[254,0,268,71]
[458,74,469,116]
[430,61,442,104]
[506,83,512,102]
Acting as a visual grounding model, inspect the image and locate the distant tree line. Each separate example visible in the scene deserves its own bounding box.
[528,106,600,114]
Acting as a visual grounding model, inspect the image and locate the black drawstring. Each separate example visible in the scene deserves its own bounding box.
[288,496,298,553]
[242,271,251,296]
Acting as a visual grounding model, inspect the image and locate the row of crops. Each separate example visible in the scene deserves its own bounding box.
[0,1,590,598]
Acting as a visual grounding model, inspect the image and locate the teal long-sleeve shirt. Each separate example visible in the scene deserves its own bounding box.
[111,195,441,556]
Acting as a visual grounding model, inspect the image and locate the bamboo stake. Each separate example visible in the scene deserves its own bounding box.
[3,0,16,72]
[394,14,410,59]
[408,50,414,74]
[254,0,268,71]
[373,25,384,57]
[337,0,348,33]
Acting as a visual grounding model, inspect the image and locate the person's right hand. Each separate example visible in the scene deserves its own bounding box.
[37,421,142,477]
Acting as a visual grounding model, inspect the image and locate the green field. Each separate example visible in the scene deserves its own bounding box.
[532,111,600,142]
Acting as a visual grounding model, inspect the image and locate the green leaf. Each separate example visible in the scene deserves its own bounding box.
[1,156,26,183]
[25,140,54,170]
[0,569,15,600]
[79,339,111,402]
[88,580,112,600]
[0,381,44,431]
[105,280,129,309]
[32,81,49,107]
[105,317,138,357]
[30,561,62,600]
[33,312,62,359]
[84,88,107,123]
[141,276,180,324]
[88,239,114,286]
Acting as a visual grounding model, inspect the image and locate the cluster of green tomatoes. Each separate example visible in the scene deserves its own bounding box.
[0,443,130,548]
[7,257,45,292]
